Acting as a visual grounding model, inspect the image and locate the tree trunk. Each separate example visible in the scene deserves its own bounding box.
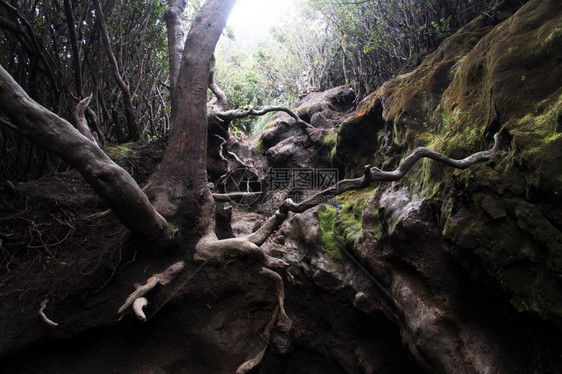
[63,0,83,99]
[94,0,140,141]
[144,0,236,219]
[164,0,185,96]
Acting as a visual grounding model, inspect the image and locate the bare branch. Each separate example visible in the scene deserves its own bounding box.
[93,0,139,140]
[63,0,84,98]
[0,64,169,239]
[245,133,501,246]
[72,94,97,144]
[280,133,502,214]
[208,55,228,111]
[216,105,314,129]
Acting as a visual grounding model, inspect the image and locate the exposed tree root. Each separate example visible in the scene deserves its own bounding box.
[233,267,296,372]
[236,306,279,374]
[216,105,313,130]
[195,234,288,269]
[278,132,502,214]
[38,297,58,327]
[117,261,185,316]
[259,267,292,332]
[132,297,148,321]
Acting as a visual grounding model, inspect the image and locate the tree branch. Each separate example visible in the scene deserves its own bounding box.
[63,0,84,98]
[215,105,314,129]
[72,94,97,144]
[208,55,228,111]
[245,133,501,246]
[93,0,139,140]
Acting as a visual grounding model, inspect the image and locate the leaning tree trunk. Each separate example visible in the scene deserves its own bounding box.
[0,64,168,239]
[143,0,236,220]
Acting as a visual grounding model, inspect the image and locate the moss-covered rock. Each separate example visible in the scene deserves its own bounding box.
[335,95,392,177]
[334,0,562,323]
[316,188,376,263]
[436,0,562,322]
[318,205,342,262]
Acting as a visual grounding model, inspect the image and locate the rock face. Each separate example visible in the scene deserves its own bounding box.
[326,0,562,371]
[337,0,562,324]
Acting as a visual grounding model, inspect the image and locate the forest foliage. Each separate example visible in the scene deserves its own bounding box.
[1,0,494,180]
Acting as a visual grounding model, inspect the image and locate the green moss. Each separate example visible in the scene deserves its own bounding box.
[515,94,561,137]
[318,205,342,262]
[316,192,370,261]
[262,120,276,131]
[508,95,562,199]
[253,136,266,155]
[336,189,373,247]
[332,0,562,323]
[103,142,135,163]
[339,195,365,245]
[322,131,338,162]
[323,132,337,148]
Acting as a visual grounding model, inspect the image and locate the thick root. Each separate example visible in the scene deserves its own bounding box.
[194,235,288,269]
[236,269,293,373]
[260,267,292,332]
[118,261,185,315]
